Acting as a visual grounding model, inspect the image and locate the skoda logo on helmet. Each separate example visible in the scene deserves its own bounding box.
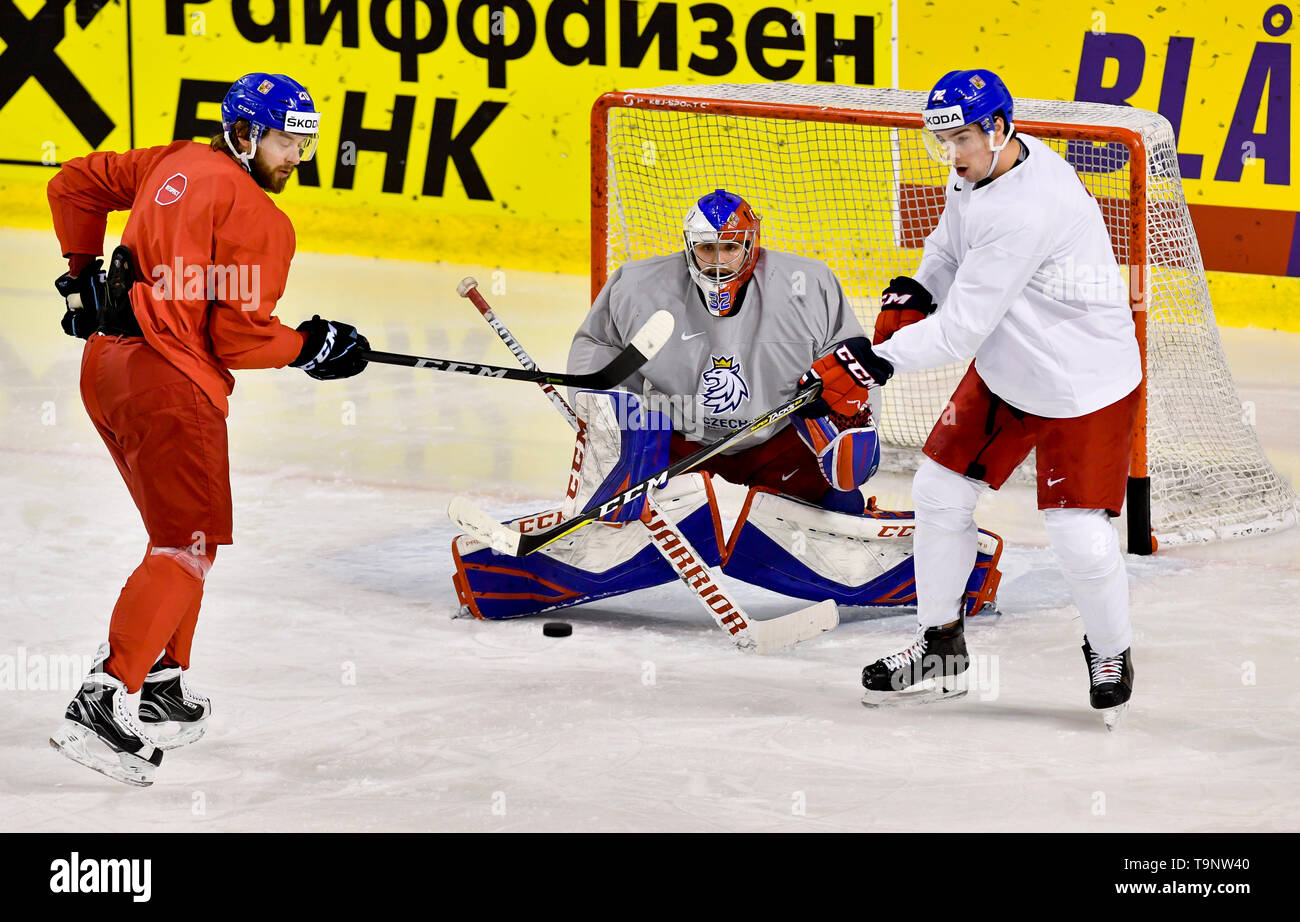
[923,105,966,131]
[284,111,320,132]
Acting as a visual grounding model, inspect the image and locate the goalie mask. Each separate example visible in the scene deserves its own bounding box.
[683,189,761,318]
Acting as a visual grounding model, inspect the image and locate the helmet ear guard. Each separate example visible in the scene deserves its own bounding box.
[682,189,762,317]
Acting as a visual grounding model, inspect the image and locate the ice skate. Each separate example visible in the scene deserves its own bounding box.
[861,616,969,707]
[1083,638,1132,730]
[138,659,211,749]
[50,645,163,787]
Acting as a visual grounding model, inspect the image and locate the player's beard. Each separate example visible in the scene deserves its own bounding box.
[250,155,294,194]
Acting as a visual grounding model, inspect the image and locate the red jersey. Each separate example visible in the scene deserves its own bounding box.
[48,140,307,415]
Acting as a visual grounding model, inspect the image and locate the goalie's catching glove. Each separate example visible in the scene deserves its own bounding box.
[791,405,880,492]
[291,316,370,380]
[54,257,106,339]
[873,276,936,345]
[796,337,893,419]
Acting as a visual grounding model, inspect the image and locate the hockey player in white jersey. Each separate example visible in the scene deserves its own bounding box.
[450,190,1004,632]
[840,70,1140,723]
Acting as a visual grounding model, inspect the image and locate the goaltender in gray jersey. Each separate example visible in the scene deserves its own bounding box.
[569,249,865,451]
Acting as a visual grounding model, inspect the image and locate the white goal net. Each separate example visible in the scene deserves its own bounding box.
[591,83,1298,551]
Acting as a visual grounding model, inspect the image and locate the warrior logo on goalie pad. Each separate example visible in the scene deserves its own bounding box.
[699,355,750,415]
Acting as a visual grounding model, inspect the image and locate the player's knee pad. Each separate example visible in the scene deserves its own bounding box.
[912,458,983,532]
[563,389,671,525]
[790,414,880,492]
[720,488,1003,614]
[149,546,213,580]
[453,473,722,620]
[1042,507,1121,581]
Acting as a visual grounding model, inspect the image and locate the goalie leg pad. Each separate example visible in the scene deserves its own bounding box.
[720,488,1002,613]
[453,474,724,619]
[565,390,672,524]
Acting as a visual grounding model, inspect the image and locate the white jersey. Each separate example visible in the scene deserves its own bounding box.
[873,133,1141,418]
[569,249,865,450]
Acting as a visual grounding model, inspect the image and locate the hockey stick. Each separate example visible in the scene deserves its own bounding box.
[449,382,820,557]
[453,277,837,652]
[361,308,672,389]
[457,277,579,425]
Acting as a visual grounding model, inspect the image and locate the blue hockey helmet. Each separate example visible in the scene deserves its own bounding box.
[921,69,1015,167]
[682,189,761,318]
[221,73,320,170]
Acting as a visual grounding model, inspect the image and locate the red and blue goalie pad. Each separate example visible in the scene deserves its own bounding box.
[789,414,881,492]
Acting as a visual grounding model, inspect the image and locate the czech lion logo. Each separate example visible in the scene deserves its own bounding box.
[699,355,750,414]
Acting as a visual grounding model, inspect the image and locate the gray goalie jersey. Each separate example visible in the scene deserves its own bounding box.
[568,249,866,451]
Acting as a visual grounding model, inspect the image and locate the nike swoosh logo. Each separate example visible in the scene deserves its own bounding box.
[681,331,706,341]
[1047,477,1066,487]
[781,470,798,482]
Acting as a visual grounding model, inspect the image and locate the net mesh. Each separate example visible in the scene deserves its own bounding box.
[595,84,1297,546]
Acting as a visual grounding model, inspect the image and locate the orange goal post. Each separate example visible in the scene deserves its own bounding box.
[589,84,1297,554]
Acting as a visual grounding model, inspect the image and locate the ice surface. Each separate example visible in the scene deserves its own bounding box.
[2,230,1296,831]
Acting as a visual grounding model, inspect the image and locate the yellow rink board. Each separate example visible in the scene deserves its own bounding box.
[1,0,1295,329]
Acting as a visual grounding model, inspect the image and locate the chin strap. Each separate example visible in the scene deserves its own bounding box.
[222,128,258,173]
[980,124,1016,181]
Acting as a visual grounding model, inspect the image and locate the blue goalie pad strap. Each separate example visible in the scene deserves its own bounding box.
[452,497,722,621]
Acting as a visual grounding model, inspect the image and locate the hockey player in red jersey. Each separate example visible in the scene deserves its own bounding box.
[48,73,370,785]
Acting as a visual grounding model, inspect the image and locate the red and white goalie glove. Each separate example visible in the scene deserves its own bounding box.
[796,337,893,420]
[790,408,881,492]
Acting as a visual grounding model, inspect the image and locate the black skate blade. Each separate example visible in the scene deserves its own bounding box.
[50,720,158,787]
[861,676,969,709]
[1102,702,1129,731]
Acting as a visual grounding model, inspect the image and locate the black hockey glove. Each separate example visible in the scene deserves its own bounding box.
[291,315,370,380]
[873,276,936,345]
[54,258,106,339]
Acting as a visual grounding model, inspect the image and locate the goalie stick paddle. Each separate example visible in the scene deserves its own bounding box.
[453,277,837,651]
[361,308,673,390]
[448,381,823,557]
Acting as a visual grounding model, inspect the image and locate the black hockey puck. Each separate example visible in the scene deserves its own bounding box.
[543,622,572,637]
